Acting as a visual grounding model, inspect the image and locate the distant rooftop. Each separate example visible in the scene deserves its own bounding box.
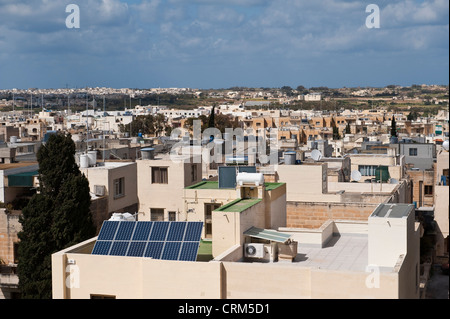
[82,161,135,170]
[0,161,38,171]
[186,181,284,191]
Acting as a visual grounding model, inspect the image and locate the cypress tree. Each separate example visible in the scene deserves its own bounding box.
[390,116,398,137]
[17,133,95,299]
[208,104,216,129]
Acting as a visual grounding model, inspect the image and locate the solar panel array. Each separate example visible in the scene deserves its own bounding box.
[92,221,203,261]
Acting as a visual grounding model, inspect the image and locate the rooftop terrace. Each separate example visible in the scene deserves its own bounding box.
[186,181,284,190]
[295,234,370,272]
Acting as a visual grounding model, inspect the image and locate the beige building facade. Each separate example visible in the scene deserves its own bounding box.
[434,150,449,256]
[51,203,421,299]
[274,162,413,229]
[137,154,202,222]
[81,161,138,228]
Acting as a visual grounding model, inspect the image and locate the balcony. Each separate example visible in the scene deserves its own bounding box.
[0,264,19,289]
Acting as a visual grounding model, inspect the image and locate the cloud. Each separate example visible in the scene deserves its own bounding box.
[382,0,449,27]
[0,0,447,89]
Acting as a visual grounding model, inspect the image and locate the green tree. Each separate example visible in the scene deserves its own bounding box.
[214,114,239,133]
[208,104,216,129]
[332,126,341,140]
[17,133,95,299]
[390,116,398,137]
[345,122,351,135]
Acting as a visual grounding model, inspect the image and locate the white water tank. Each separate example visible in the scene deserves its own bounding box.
[141,148,155,160]
[236,172,264,187]
[10,136,18,144]
[284,151,296,165]
[87,151,97,166]
[109,213,135,221]
[80,154,89,168]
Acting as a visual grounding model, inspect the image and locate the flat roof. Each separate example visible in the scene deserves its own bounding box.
[294,234,375,272]
[0,162,38,171]
[186,181,284,191]
[214,198,262,213]
[370,203,414,218]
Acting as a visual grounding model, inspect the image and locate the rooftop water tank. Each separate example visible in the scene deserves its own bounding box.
[284,151,297,165]
[80,154,89,168]
[109,212,135,221]
[236,172,264,187]
[141,147,155,160]
[87,151,97,166]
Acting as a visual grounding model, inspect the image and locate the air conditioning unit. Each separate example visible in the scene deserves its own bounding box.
[244,243,265,258]
[94,185,105,196]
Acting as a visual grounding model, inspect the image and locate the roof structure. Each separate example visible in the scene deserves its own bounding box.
[370,203,414,218]
[214,198,262,213]
[243,226,292,243]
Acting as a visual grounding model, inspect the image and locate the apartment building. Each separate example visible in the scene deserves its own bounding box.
[80,161,138,231]
[183,168,286,244]
[273,160,412,229]
[137,152,202,222]
[51,202,420,299]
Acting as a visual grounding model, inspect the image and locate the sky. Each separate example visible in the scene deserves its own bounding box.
[0,0,448,89]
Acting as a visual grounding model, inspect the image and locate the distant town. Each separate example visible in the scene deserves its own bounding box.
[0,83,448,300]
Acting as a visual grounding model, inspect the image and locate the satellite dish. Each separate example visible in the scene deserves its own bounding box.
[390,178,399,184]
[443,140,449,151]
[311,150,322,161]
[351,170,362,182]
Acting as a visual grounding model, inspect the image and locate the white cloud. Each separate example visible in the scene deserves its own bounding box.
[382,0,449,27]
[131,0,160,23]
[0,0,447,88]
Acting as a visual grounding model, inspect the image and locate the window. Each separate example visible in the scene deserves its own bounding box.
[113,177,124,199]
[204,203,220,239]
[358,165,377,176]
[424,185,433,196]
[152,167,168,184]
[151,208,164,221]
[168,211,176,221]
[191,165,197,183]
[409,148,418,156]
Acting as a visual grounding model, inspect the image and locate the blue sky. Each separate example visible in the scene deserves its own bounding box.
[0,0,448,89]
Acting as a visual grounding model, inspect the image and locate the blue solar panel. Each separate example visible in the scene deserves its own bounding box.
[92,221,203,261]
[145,241,164,259]
[184,222,203,241]
[127,241,147,257]
[161,242,182,260]
[149,222,170,241]
[179,242,200,261]
[115,222,136,241]
[92,240,112,255]
[97,221,119,240]
[109,241,130,256]
[166,222,186,241]
[132,222,153,241]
